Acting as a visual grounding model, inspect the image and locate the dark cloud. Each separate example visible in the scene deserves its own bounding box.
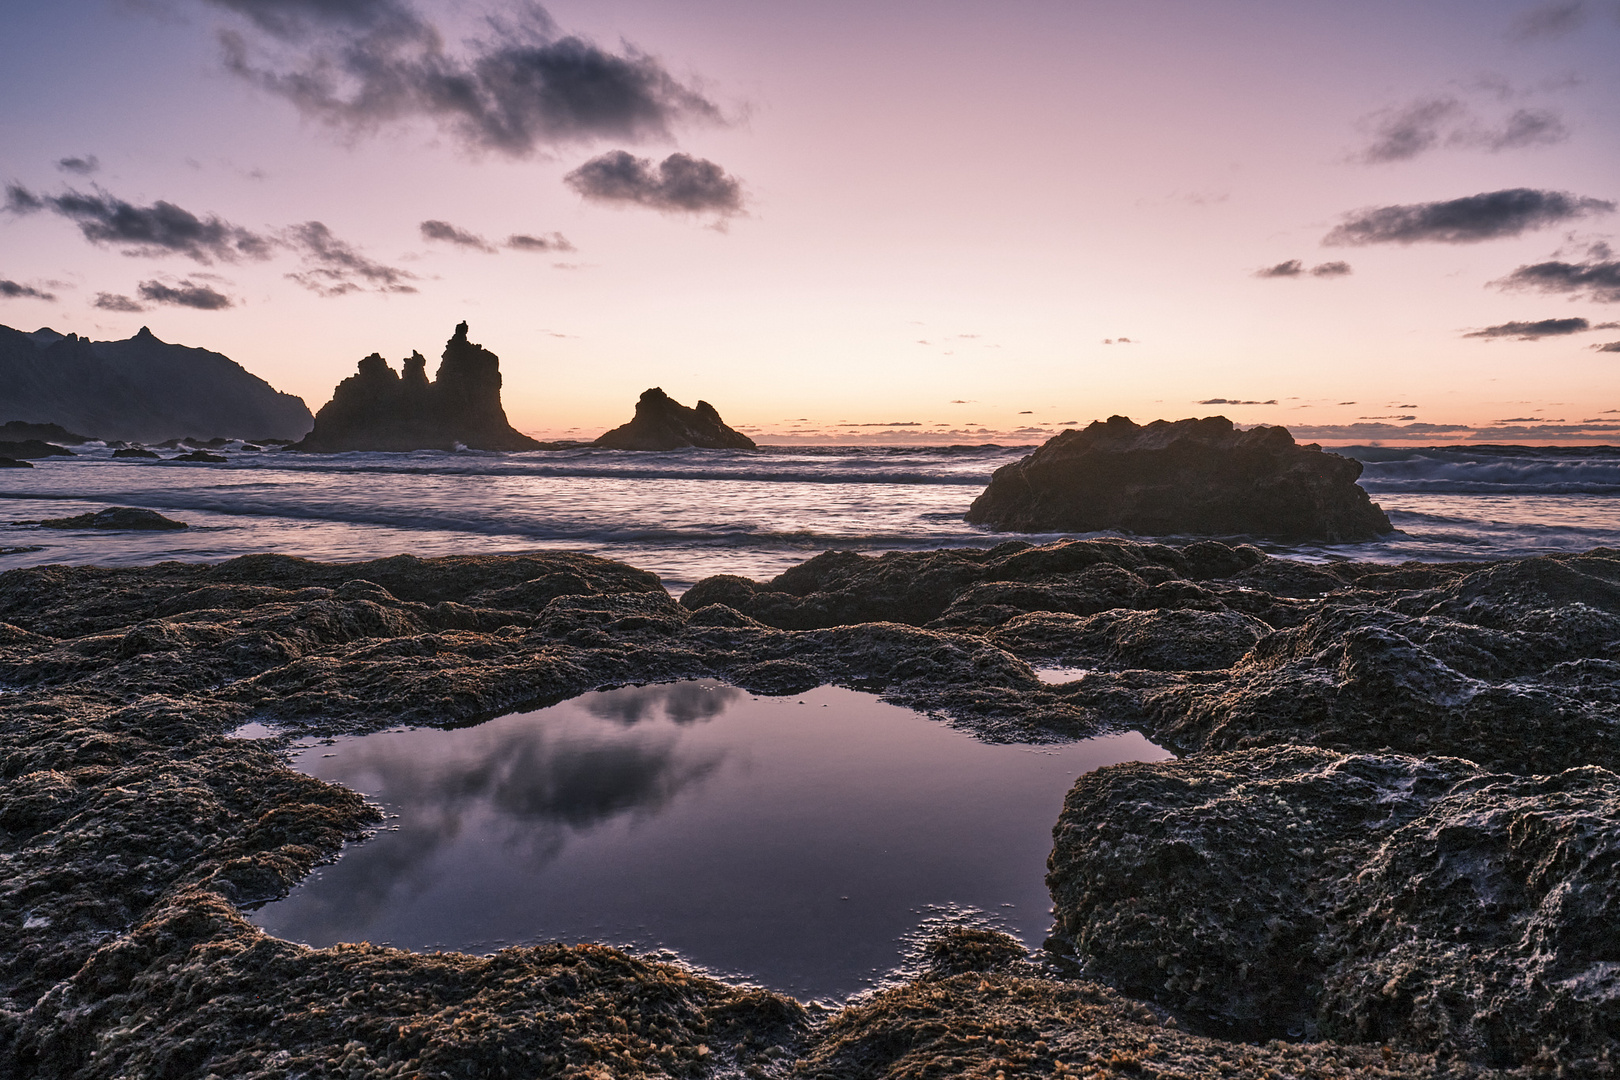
[1512,1,1588,38]
[564,150,744,216]
[0,279,57,301]
[137,279,235,309]
[1323,188,1613,246]
[1494,255,1620,303]
[1256,259,1353,278]
[420,219,496,252]
[4,184,273,263]
[209,0,723,157]
[1197,398,1278,405]
[93,292,146,312]
[1464,316,1593,340]
[56,155,100,175]
[1352,97,1567,164]
[506,231,575,252]
[282,220,417,296]
[1594,341,1620,352]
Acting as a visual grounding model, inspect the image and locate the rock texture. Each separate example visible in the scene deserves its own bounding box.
[966,415,1393,541]
[0,324,312,443]
[594,387,756,450]
[290,323,543,453]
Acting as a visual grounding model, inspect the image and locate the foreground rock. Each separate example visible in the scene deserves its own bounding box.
[0,324,312,443]
[594,387,756,450]
[966,415,1393,541]
[291,322,543,452]
[1047,747,1620,1066]
[0,541,1614,1076]
[25,507,188,530]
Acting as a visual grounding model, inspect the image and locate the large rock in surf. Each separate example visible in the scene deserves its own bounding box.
[594,387,756,450]
[966,415,1391,541]
[0,324,312,443]
[291,323,542,453]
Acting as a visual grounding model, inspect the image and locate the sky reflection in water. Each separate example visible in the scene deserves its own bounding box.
[250,680,1168,999]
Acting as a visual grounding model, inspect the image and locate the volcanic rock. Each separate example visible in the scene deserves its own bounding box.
[29,507,188,530]
[0,440,73,459]
[112,447,161,459]
[966,415,1393,541]
[291,323,542,453]
[594,387,756,450]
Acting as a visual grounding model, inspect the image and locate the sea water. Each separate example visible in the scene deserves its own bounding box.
[246,680,1170,1000]
[1,443,1618,590]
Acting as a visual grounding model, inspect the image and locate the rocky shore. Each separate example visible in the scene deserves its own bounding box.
[1,539,1615,1077]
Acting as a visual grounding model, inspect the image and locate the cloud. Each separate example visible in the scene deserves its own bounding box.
[207,0,723,157]
[1463,316,1601,340]
[505,231,574,252]
[1324,188,1614,246]
[1512,1,1588,38]
[420,219,496,252]
[0,279,57,301]
[1493,255,1620,302]
[1285,422,1474,440]
[137,278,235,309]
[1594,341,1620,352]
[1198,398,1278,405]
[56,155,100,175]
[4,184,273,263]
[1352,94,1568,164]
[93,292,146,312]
[564,150,744,216]
[1256,259,1353,278]
[281,220,417,296]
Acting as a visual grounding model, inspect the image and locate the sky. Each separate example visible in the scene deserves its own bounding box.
[2,0,1619,445]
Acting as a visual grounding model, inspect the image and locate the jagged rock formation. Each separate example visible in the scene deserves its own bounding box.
[966,415,1392,541]
[594,387,756,450]
[0,324,312,443]
[290,323,542,453]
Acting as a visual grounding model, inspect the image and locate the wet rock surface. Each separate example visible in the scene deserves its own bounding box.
[0,540,1614,1076]
[965,415,1394,541]
[290,322,543,452]
[593,387,757,450]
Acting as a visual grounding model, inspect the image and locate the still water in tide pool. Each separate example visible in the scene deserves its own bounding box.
[247,680,1169,1000]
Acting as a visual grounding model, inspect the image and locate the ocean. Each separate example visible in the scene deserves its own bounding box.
[2,442,1618,591]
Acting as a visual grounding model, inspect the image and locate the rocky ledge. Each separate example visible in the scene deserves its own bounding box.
[594,387,756,450]
[0,540,1614,1077]
[966,415,1394,541]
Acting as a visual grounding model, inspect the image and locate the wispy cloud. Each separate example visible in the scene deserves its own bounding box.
[1512,1,1589,39]
[136,278,236,309]
[282,221,417,296]
[1352,96,1567,163]
[506,231,575,252]
[1463,316,1617,340]
[92,292,146,312]
[1324,188,1613,245]
[1493,248,1620,302]
[204,0,724,157]
[565,150,745,217]
[420,219,496,253]
[55,155,100,175]
[5,184,273,263]
[1198,397,1278,405]
[0,279,57,301]
[1255,259,1352,278]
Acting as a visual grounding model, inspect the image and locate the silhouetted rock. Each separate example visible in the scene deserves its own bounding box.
[966,415,1392,542]
[594,387,756,450]
[0,440,72,459]
[30,507,188,530]
[112,447,161,459]
[0,458,32,469]
[291,323,543,452]
[0,324,312,442]
[0,420,91,444]
[175,451,227,462]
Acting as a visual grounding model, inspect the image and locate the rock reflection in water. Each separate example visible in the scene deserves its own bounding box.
[251,680,1168,999]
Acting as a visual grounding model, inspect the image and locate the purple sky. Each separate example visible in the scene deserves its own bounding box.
[2,0,1618,443]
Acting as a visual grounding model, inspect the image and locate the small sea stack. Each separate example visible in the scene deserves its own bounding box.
[291,323,543,453]
[594,388,756,450]
[966,415,1392,542]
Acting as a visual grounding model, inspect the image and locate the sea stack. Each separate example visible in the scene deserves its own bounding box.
[291,323,542,452]
[965,415,1392,542]
[594,388,756,450]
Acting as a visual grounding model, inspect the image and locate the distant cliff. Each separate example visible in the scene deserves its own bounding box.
[291,323,542,453]
[594,388,756,450]
[0,324,313,443]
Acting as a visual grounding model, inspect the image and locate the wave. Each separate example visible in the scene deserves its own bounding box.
[1354,448,1620,496]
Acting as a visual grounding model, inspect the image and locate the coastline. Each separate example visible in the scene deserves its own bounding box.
[1,539,1617,1076]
